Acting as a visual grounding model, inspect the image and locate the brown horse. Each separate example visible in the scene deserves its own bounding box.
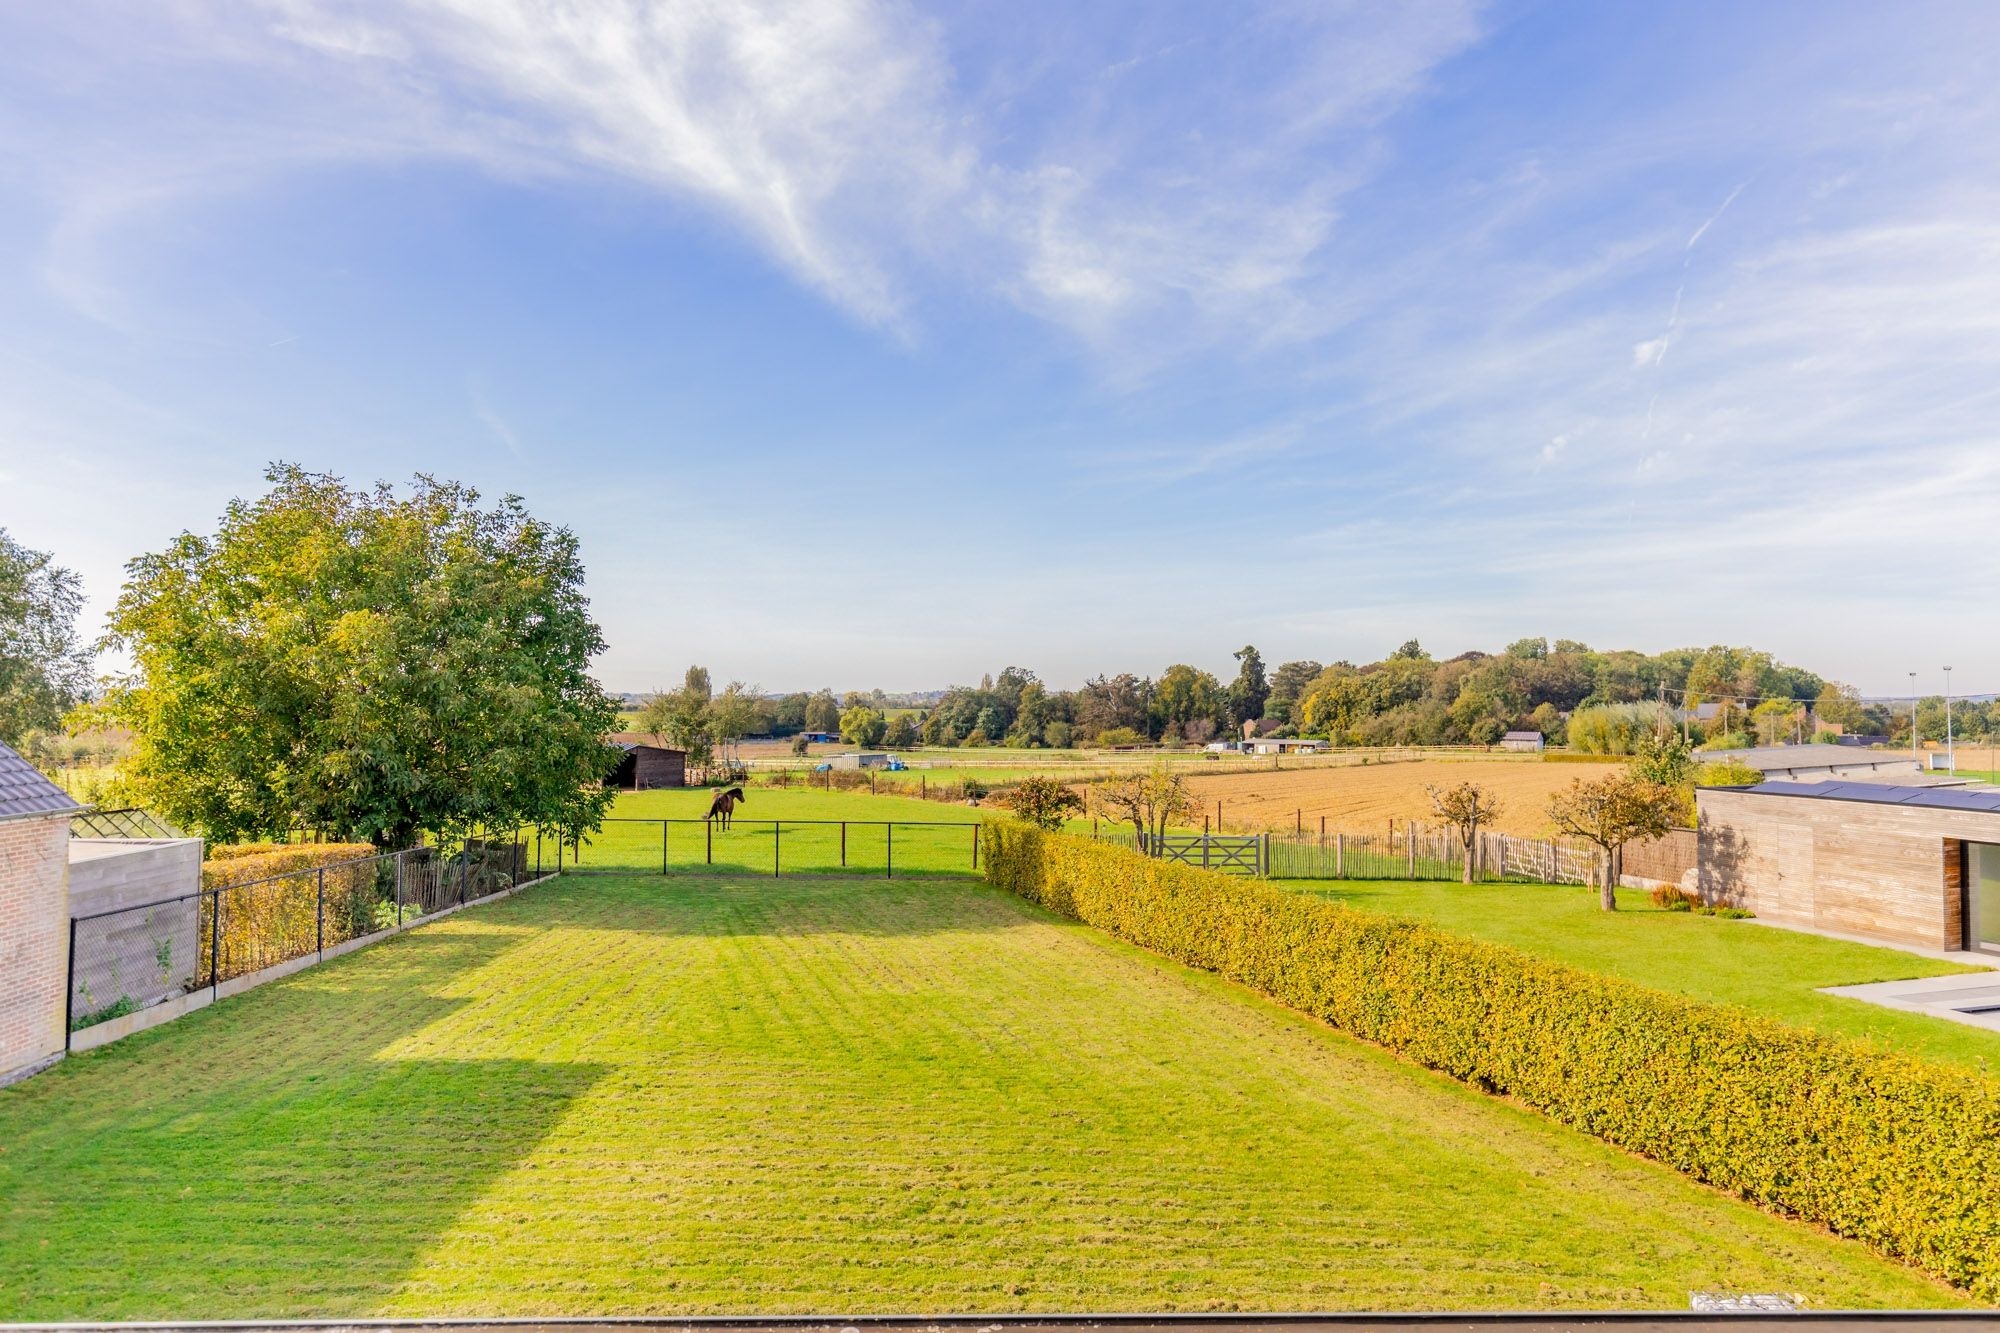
[705,785,747,829]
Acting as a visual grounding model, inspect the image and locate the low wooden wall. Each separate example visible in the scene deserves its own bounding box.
[1697,788,2000,950]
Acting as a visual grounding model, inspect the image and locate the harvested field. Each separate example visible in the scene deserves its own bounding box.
[1184,757,1624,836]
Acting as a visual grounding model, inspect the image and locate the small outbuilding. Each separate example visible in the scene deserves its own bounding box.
[1499,730,1545,753]
[1697,781,2000,955]
[606,742,687,790]
[829,752,890,770]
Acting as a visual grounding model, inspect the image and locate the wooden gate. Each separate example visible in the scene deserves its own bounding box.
[1156,833,1265,876]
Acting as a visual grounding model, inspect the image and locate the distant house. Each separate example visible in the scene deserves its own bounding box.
[606,742,687,790]
[1500,730,1545,753]
[798,730,839,744]
[1245,737,1327,756]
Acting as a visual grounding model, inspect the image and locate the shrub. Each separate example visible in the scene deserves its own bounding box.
[1649,883,1700,910]
[979,820,2000,1300]
[1565,702,1659,755]
[1003,775,1084,830]
[1696,758,1763,787]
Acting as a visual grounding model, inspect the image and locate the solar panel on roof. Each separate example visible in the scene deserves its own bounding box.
[1741,781,2000,814]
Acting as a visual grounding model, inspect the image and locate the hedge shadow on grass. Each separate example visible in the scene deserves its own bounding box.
[0,914,607,1321]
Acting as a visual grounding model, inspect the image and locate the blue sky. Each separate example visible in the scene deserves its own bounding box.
[2,1,1998,696]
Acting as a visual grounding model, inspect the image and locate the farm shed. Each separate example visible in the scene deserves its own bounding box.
[1697,781,2000,955]
[0,741,80,1085]
[1693,743,1922,783]
[606,742,686,790]
[1499,730,1545,753]
[829,752,890,770]
[1245,738,1327,755]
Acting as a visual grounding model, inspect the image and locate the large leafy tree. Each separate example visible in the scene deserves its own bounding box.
[0,529,93,747]
[100,465,618,847]
[1226,645,1269,731]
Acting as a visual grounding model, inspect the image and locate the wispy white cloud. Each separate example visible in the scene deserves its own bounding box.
[17,0,1484,356]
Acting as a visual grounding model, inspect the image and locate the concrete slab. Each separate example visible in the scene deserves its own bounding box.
[1821,968,2000,1033]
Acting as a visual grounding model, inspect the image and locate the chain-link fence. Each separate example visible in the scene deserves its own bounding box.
[558,817,984,878]
[67,837,543,1038]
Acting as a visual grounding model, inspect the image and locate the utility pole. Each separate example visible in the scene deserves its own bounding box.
[1944,666,1955,773]
[1909,672,1918,763]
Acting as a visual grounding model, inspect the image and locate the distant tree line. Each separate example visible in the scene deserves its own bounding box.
[738,637,1990,752]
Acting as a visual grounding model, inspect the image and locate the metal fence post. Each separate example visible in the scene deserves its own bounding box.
[706,819,713,865]
[210,889,220,997]
[840,821,847,867]
[460,841,469,905]
[972,823,979,871]
[316,866,325,960]
[63,919,76,1050]
[396,852,405,926]
[886,822,893,879]
[662,821,669,875]
[773,821,781,877]
[536,830,543,879]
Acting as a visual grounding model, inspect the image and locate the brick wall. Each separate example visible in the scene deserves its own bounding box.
[0,813,71,1082]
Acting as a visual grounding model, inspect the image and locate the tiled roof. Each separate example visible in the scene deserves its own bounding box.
[0,741,83,822]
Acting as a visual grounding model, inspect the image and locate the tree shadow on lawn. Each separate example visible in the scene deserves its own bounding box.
[0,919,607,1321]
[508,872,1033,940]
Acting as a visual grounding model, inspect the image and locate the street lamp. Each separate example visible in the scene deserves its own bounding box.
[1944,666,1955,773]
[1909,671,1918,763]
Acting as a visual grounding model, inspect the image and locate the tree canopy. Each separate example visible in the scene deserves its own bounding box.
[99,465,618,847]
[0,528,92,747]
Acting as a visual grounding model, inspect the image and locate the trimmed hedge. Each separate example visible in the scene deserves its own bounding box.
[200,844,383,983]
[202,843,379,881]
[982,819,2000,1300]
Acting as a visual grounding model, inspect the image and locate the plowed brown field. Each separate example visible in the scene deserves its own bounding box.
[1183,757,1624,836]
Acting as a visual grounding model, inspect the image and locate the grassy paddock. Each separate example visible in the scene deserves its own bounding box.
[1278,878,1998,1073]
[572,789,985,877]
[0,873,1960,1318]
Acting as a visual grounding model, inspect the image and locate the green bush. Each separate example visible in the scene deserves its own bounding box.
[980,819,2000,1300]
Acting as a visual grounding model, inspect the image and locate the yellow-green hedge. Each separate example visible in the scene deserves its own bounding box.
[202,843,378,883]
[981,819,2000,1300]
[200,844,383,983]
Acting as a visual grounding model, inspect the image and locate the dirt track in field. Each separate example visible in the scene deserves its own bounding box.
[1182,757,1624,837]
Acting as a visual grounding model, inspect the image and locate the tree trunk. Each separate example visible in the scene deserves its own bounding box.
[1462,832,1474,883]
[1599,845,1620,911]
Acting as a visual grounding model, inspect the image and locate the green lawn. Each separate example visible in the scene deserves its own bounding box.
[0,873,1962,1318]
[1277,878,2000,1073]
[573,789,986,877]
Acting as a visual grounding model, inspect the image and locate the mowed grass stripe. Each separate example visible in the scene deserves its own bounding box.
[0,875,1963,1318]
